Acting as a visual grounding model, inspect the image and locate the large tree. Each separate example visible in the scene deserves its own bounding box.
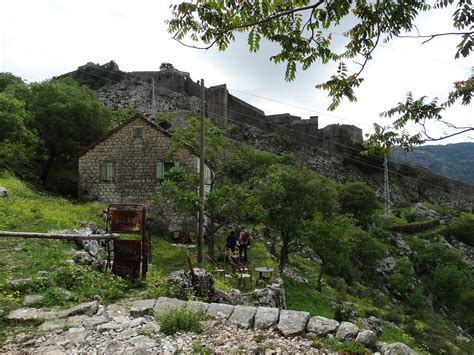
[28,78,111,186]
[167,1,473,145]
[255,164,336,270]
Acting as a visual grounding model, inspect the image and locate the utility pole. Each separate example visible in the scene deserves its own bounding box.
[197,79,205,263]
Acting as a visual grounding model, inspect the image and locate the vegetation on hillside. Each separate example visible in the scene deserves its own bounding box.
[392,143,474,186]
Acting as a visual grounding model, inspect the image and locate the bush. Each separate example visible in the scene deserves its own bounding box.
[449,216,474,246]
[338,182,381,226]
[156,308,204,335]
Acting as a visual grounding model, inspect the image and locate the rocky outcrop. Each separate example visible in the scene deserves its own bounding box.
[249,277,287,309]
[2,297,417,353]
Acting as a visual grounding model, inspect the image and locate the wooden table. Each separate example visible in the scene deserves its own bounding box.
[255,266,274,283]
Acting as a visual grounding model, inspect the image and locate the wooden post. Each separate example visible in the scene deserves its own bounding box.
[197,78,205,263]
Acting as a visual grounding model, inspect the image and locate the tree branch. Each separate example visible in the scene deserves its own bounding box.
[397,31,474,45]
[172,1,325,50]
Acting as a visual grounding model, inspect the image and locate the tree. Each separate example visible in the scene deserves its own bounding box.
[167,1,473,145]
[0,92,37,171]
[153,115,268,257]
[255,164,336,270]
[303,214,353,291]
[338,182,381,226]
[27,78,111,186]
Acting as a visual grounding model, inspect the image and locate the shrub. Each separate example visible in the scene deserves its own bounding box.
[192,340,213,354]
[156,308,204,335]
[338,182,381,226]
[449,216,474,246]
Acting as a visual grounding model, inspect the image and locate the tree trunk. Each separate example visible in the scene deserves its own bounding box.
[41,150,56,186]
[208,228,215,258]
[316,262,325,292]
[279,233,289,271]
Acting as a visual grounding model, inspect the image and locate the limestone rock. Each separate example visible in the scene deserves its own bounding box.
[58,301,98,318]
[97,322,122,332]
[106,304,127,318]
[23,295,45,307]
[206,303,235,319]
[251,278,286,309]
[38,319,67,332]
[336,321,359,341]
[306,316,340,336]
[277,310,310,337]
[0,186,8,197]
[130,299,156,317]
[6,308,58,323]
[67,315,108,328]
[254,307,279,330]
[153,297,185,317]
[356,330,378,348]
[381,342,417,355]
[186,300,209,313]
[228,305,257,329]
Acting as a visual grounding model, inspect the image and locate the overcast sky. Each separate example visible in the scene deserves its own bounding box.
[1,0,472,144]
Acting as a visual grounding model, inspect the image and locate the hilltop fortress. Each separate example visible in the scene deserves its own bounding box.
[64,61,363,153]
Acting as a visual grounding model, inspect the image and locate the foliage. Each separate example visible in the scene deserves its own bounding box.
[192,340,213,354]
[156,308,204,335]
[256,164,336,269]
[167,1,473,145]
[146,270,195,301]
[431,265,471,307]
[448,215,474,246]
[0,92,37,171]
[338,182,381,226]
[27,78,112,186]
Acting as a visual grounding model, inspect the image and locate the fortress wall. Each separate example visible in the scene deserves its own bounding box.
[207,85,229,129]
[228,94,266,129]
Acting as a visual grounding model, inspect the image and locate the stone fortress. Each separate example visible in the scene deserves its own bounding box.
[65,61,363,153]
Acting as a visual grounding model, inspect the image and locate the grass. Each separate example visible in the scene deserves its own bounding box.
[156,308,204,335]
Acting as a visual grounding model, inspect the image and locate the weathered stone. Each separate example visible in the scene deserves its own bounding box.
[0,186,8,198]
[128,335,157,350]
[58,301,98,318]
[356,330,378,348]
[277,310,310,336]
[153,297,185,316]
[306,316,340,336]
[130,299,156,317]
[23,295,45,306]
[38,319,67,332]
[228,305,257,329]
[254,307,280,330]
[67,315,108,328]
[106,304,127,318]
[361,315,382,335]
[6,308,58,323]
[251,278,287,309]
[206,303,235,319]
[186,300,209,313]
[97,322,122,332]
[227,289,244,305]
[336,321,359,341]
[381,342,417,355]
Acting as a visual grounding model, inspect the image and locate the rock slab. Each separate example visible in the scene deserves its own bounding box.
[228,305,257,329]
[307,316,340,336]
[277,310,310,336]
[206,303,235,318]
[356,329,377,348]
[153,297,185,316]
[130,299,156,317]
[336,321,359,341]
[186,300,209,313]
[254,307,280,330]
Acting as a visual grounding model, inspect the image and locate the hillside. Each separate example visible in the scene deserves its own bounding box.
[1,167,474,353]
[392,143,474,186]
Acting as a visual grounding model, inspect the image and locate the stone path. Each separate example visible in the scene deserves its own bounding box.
[1,297,416,354]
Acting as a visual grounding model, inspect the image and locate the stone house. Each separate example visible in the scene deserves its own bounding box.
[78,114,211,234]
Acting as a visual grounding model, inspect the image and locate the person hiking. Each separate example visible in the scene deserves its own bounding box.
[238,228,251,262]
[225,230,237,252]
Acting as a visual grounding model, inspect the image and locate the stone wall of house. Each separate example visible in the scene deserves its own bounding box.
[78,116,206,234]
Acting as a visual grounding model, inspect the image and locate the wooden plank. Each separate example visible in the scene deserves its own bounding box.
[0,231,119,240]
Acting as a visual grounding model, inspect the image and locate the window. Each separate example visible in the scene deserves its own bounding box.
[132,127,144,139]
[100,162,114,182]
[156,161,181,179]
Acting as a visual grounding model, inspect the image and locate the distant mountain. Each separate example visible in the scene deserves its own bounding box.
[391,143,474,186]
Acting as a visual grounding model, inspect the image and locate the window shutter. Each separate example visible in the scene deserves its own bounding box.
[100,163,106,181]
[174,161,181,169]
[156,161,164,179]
[106,162,114,181]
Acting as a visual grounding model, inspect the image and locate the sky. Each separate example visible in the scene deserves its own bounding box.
[1,0,472,144]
